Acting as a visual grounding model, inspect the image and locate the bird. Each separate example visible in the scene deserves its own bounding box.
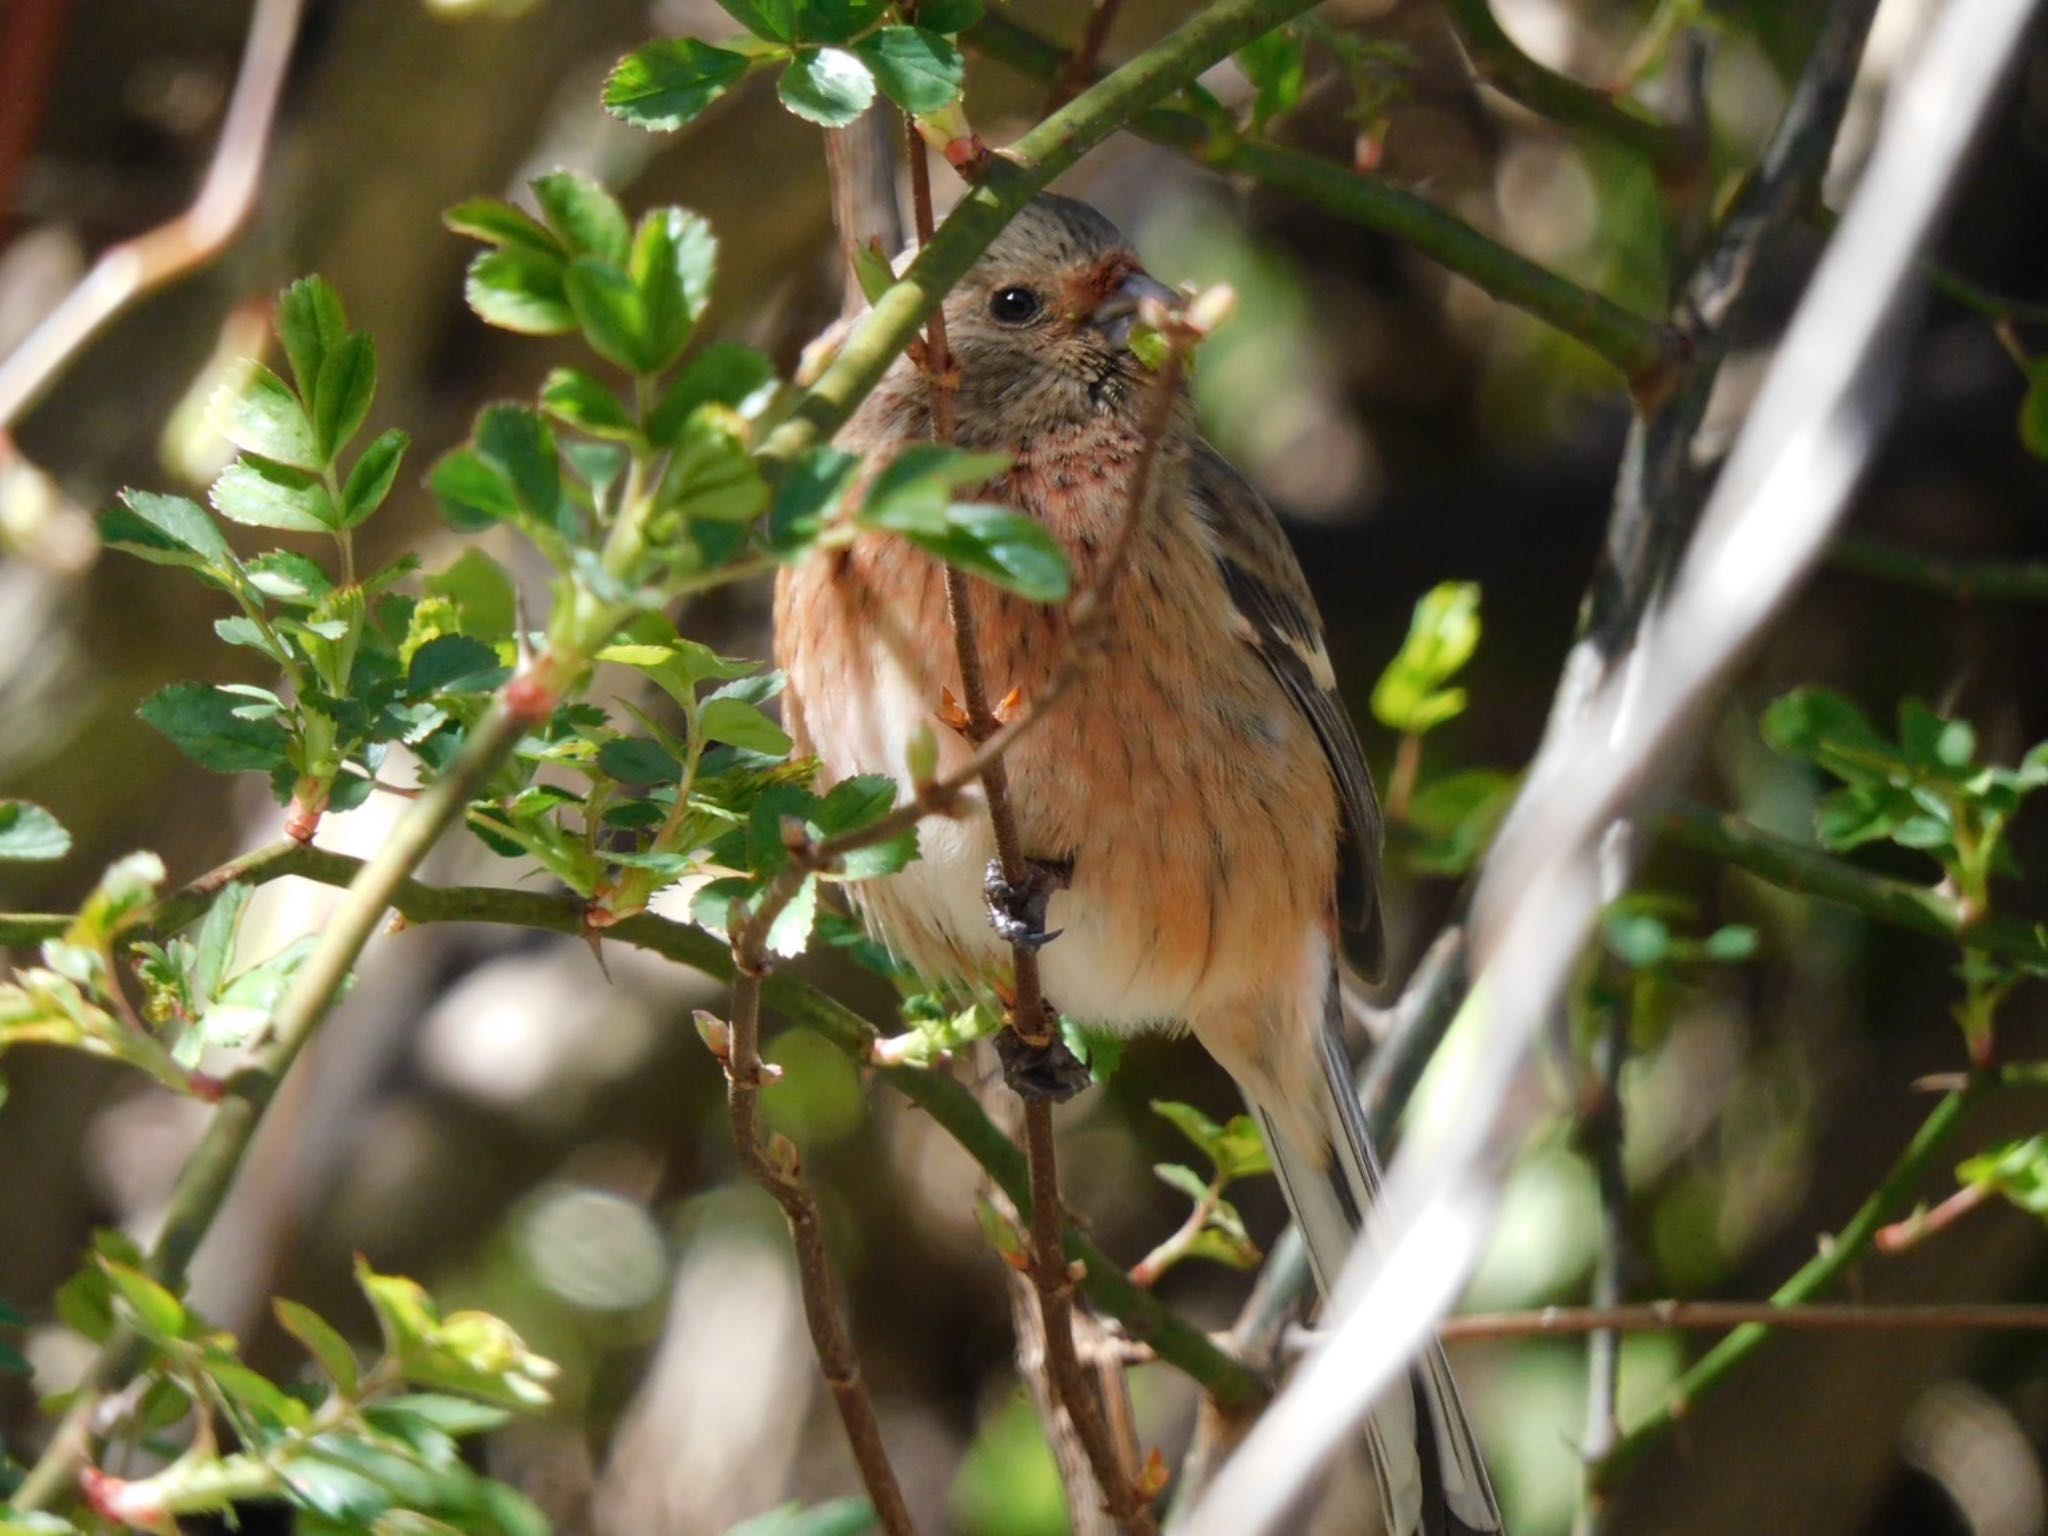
[774,193,1504,1536]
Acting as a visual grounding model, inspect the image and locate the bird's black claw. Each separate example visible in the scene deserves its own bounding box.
[984,856,1072,951]
[995,1024,1093,1102]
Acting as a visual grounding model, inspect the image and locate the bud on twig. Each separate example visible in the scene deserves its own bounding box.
[693,1010,731,1061]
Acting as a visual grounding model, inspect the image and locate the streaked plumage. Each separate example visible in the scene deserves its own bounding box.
[774,195,1502,1536]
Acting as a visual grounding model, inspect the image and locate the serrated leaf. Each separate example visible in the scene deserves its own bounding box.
[464,248,576,335]
[426,549,517,641]
[140,684,293,774]
[699,696,792,755]
[890,504,1071,602]
[341,428,409,526]
[661,407,768,523]
[541,367,637,439]
[857,27,964,112]
[648,343,775,449]
[1152,1099,1225,1160]
[247,549,332,604]
[277,276,347,400]
[408,635,507,697]
[598,736,682,785]
[101,488,236,576]
[860,443,1008,530]
[604,38,752,132]
[718,0,799,42]
[769,446,859,553]
[214,362,320,470]
[0,801,71,862]
[443,197,562,256]
[313,332,377,463]
[766,874,819,957]
[531,170,632,267]
[807,0,887,40]
[474,405,562,523]
[1153,1161,1212,1204]
[211,454,335,532]
[564,257,647,373]
[779,48,876,126]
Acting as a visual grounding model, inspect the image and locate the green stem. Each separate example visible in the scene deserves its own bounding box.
[3,845,1265,1412]
[1659,803,2048,970]
[967,13,1673,384]
[763,0,1330,468]
[1832,536,2048,603]
[1592,1083,1985,1488]
[11,700,529,1511]
[1438,0,1686,168]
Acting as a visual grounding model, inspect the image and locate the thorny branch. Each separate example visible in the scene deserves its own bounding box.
[715,870,919,1534]
[902,99,1165,1531]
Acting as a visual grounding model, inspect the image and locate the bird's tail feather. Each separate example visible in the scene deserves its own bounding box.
[1248,985,1505,1536]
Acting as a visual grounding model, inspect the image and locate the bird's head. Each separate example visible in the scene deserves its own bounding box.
[933,194,1182,446]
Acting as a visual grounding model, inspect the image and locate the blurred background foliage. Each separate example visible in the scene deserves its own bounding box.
[3,1,2048,1534]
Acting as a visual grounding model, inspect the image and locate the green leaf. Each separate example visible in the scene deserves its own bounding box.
[779,48,876,126]
[719,0,799,42]
[1237,28,1306,128]
[850,238,895,305]
[598,736,682,786]
[275,1298,361,1396]
[429,449,519,531]
[443,197,563,256]
[700,696,793,756]
[103,1262,188,1341]
[530,170,632,267]
[884,504,1071,602]
[632,206,718,373]
[214,362,320,470]
[246,550,331,604]
[211,454,336,532]
[102,488,236,571]
[464,248,576,334]
[1762,687,1888,770]
[564,257,648,373]
[474,406,562,523]
[913,0,982,32]
[661,407,768,523]
[2021,363,2048,461]
[313,332,377,463]
[341,428,409,526]
[277,276,348,399]
[426,550,517,641]
[1152,1099,1226,1164]
[190,881,250,1002]
[1154,1161,1212,1204]
[648,343,775,448]
[1372,581,1480,735]
[861,443,1008,530]
[770,447,859,553]
[139,683,294,774]
[728,1499,878,1536]
[408,635,507,697]
[807,0,887,40]
[541,368,637,439]
[603,38,752,131]
[857,27,964,113]
[766,874,820,957]
[0,801,71,862]
[1603,907,1671,968]
[1701,924,1759,963]
[1959,1135,2048,1216]
[1211,1114,1271,1179]
[1403,768,1516,876]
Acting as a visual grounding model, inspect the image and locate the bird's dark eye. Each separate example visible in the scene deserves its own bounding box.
[988,285,1043,325]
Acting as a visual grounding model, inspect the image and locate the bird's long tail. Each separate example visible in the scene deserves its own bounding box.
[1251,981,1505,1536]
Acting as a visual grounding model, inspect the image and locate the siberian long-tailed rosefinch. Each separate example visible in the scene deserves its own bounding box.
[776,194,1503,1536]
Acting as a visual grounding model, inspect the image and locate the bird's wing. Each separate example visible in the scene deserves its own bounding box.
[1186,439,1387,978]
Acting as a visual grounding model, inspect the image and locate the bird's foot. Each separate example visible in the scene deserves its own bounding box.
[985,856,1072,951]
[995,1020,1092,1102]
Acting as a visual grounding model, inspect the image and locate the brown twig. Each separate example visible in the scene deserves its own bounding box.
[1434,1300,2048,1341]
[719,872,919,1536]
[1051,0,1129,111]
[0,0,304,431]
[1875,1180,1993,1254]
[904,118,1164,1535]
[0,0,72,247]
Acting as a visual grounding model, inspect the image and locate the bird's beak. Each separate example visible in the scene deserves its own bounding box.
[1088,270,1182,348]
